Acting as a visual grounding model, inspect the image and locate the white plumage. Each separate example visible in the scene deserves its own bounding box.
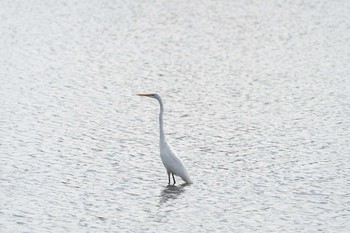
[137,93,192,184]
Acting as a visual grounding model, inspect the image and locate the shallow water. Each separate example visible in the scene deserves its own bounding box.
[1,0,350,232]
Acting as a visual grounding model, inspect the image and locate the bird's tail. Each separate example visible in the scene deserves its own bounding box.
[180,173,193,184]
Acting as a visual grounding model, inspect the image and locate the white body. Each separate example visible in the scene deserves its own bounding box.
[138,93,192,184]
[160,140,192,183]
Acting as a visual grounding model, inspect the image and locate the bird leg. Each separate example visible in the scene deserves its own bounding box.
[172,173,176,185]
[167,172,171,185]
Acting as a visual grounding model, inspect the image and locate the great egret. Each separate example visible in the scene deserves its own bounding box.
[137,93,192,185]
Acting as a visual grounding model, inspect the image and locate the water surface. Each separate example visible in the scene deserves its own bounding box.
[1,1,350,232]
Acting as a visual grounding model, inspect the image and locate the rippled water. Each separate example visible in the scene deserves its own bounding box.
[1,1,350,232]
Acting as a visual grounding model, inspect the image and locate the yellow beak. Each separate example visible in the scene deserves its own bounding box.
[137,93,152,96]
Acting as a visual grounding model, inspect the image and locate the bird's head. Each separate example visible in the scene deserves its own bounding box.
[137,93,160,99]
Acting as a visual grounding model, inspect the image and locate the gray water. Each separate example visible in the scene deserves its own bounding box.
[1,1,350,232]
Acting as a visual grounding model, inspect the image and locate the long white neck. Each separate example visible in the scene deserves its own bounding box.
[156,96,166,144]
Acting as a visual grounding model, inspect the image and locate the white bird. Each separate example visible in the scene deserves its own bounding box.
[137,93,192,185]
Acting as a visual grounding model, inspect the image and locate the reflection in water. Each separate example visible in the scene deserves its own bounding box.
[159,184,189,204]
